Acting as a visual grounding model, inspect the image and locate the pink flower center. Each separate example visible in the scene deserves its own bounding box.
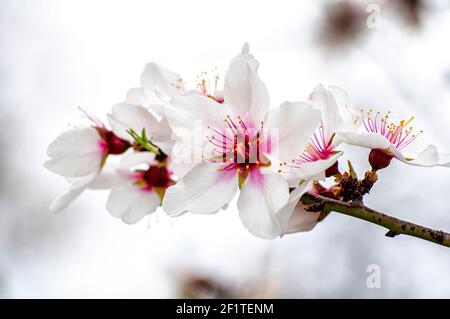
[96,127,130,155]
[363,110,422,150]
[294,124,335,165]
[143,165,173,189]
[205,116,267,169]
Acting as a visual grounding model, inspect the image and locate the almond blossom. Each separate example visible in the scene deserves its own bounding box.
[105,152,176,224]
[44,113,131,212]
[106,63,183,156]
[274,85,361,235]
[280,84,361,185]
[108,62,225,170]
[162,44,321,238]
[337,110,450,170]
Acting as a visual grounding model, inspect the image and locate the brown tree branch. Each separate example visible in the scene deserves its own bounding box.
[300,192,450,248]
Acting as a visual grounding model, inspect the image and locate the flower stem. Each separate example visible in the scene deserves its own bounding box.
[300,192,450,248]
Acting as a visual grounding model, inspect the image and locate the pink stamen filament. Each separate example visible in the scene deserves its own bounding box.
[204,116,264,167]
[363,111,421,150]
[294,124,335,166]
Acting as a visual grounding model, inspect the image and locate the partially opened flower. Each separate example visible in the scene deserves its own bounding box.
[108,63,227,160]
[162,44,321,238]
[281,84,361,184]
[44,112,131,212]
[275,181,321,236]
[106,64,181,155]
[125,63,186,120]
[44,119,130,178]
[337,110,450,170]
[106,152,176,224]
[107,102,174,156]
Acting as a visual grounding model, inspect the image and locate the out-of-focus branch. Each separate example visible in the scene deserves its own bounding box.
[300,192,450,248]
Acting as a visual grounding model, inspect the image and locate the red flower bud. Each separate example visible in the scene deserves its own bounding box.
[369,149,393,171]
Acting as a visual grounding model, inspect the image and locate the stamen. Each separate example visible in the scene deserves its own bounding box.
[361,110,421,150]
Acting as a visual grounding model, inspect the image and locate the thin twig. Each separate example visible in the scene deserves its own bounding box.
[300,192,450,248]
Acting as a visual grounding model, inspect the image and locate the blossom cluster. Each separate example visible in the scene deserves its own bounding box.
[45,44,450,239]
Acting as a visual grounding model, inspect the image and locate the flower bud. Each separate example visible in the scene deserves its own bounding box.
[369,149,393,171]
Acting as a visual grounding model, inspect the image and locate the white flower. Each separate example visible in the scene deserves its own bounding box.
[106,152,175,224]
[45,127,106,178]
[44,114,131,212]
[280,84,361,184]
[125,63,186,120]
[262,85,361,236]
[107,63,224,158]
[337,110,450,169]
[162,44,321,239]
[106,63,184,155]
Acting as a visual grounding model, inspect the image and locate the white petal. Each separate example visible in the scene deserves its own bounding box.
[106,185,160,224]
[141,63,184,102]
[45,127,103,177]
[88,165,126,189]
[49,187,85,213]
[125,87,147,105]
[44,153,102,178]
[224,45,269,125]
[336,131,390,150]
[437,153,450,167]
[165,94,231,158]
[169,140,197,177]
[394,144,443,167]
[264,101,321,162]
[108,103,173,154]
[125,87,164,120]
[108,103,159,140]
[309,84,338,140]
[237,170,289,239]
[276,182,320,235]
[327,85,362,133]
[162,163,237,216]
[150,117,175,155]
[47,127,101,158]
[49,173,97,213]
[170,161,196,178]
[166,94,229,138]
[119,151,156,168]
[285,152,343,185]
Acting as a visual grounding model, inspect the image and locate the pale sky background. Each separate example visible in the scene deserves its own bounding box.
[1,0,450,298]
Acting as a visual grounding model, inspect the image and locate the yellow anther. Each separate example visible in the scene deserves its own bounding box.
[403,116,414,127]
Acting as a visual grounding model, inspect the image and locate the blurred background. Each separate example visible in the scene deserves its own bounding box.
[1,0,450,298]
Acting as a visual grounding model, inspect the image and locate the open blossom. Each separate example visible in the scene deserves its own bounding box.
[123,63,186,121]
[106,63,184,156]
[337,110,450,170]
[106,152,175,224]
[44,115,131,213]
[273,85,361,235]
[162,44,321,238]
[281,84,361,184]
